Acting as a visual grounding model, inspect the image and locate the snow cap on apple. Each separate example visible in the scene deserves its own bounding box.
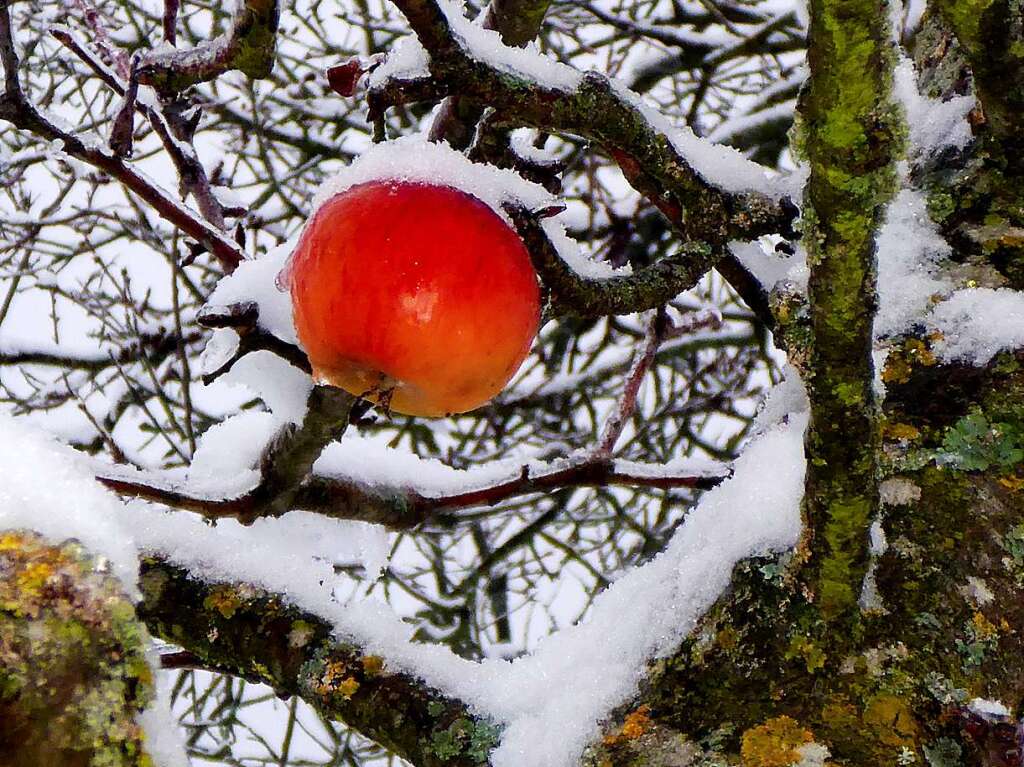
[281,138,557,417]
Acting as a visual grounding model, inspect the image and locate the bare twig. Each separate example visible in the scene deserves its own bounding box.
[50,26,227,230]
[594,309,665,457]
[162,0,179,46]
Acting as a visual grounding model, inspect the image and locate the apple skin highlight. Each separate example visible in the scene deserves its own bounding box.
[285,180,542,417]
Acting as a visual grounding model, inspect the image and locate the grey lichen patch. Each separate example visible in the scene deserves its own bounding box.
[880,478,922,507]
[428,717,500,764]
[0,530,155,766]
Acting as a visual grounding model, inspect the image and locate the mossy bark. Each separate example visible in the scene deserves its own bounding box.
[583,6,1024,767]
[0,532,156,767]
[136,556,497,767]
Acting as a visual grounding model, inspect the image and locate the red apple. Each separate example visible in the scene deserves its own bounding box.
[285,180,541,417]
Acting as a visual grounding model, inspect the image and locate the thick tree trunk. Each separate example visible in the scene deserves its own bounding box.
[585,4,1024,766]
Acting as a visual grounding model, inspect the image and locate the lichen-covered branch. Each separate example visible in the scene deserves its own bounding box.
[505,203,722,318]
[137,555,496,767]
[800,0,899,625]
[933,0,1024,146]
[428,0,553,149]
[138,0,281,95]
[371,0,797,248]
[0,531,155,767]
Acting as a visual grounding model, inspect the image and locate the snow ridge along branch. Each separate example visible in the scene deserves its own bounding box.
[369,0,798,249]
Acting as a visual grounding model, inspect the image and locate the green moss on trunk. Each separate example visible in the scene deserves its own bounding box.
[800,0,901,626]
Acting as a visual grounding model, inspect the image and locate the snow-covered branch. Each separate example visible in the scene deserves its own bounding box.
[137,0,280,95]
[138,555,491,767]
[97,440,727,530]
[368,0,798,248]
[427,0,552,149]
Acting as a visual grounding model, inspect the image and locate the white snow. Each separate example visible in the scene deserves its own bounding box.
[311,134,554,219]
[1,357,808,767]
[316,434,726,500]
[927,288,1024,365]
[219,349,313,426]
[610,79,787,199]
[874,189,952,339]
[872,60,1024,366]
[731,239,809,294]
[894,59,973,155]
[0,412,141,598]
[754,363,810,432]
[873,57,969,342]
[187,410,280,496]
[367,36,430,88]
[614,456,727,479]
[206,238,299,345]
[969,698,1011,718]
[437,0,583,91]
[316,434,522,495]
[138,660,190,767]
[198,327,241,376]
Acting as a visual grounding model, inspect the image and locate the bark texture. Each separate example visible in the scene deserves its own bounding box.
[0,532,155,767]
[582,6,1024,767]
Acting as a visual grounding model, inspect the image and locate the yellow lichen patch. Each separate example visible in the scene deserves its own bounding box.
[862,694,917,750]
[620,705,652,740]
[999,474,1024,491]
[361,654,384,676]
[741,716,813,767]
[602,705,652,746]
[312,659,360,699]
[786,636,827,673]
[203,586,243,619]
[15,560,53,597]
[822,698,859,732]
[881,358,912,385]
[882,422,921,442]
[337,676,360,699]
[0,531,154,765]
[0,530,29,551]
[971,611,998,639]
[882,339,938,385]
